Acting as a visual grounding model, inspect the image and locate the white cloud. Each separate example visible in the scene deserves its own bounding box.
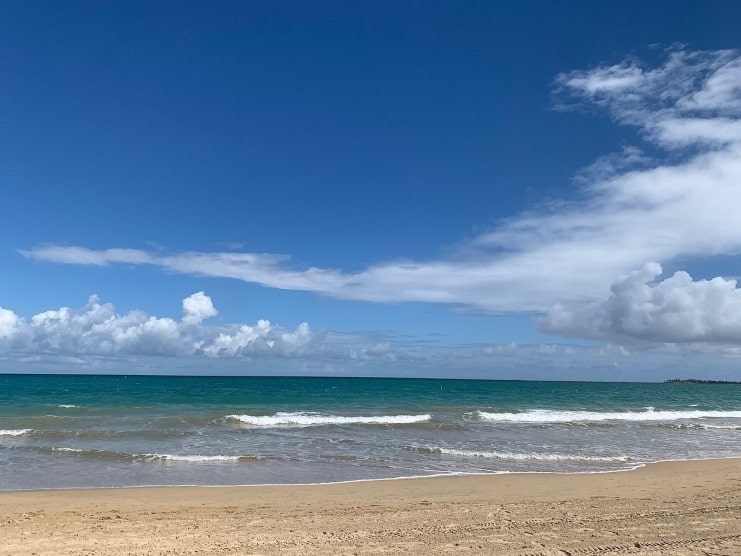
[540,263,741,344]
[678,56,741,114]
[202,320,273,357]
[560,62,645,95]
[19,49,741,329]
[3,293,741,380]
[22,246,156,266]
[280,322,313,355]
[0,293,317,358]
[0,307,19,338]
[200,319,314,357]
[182,291,218,325]
[482,342,517,355]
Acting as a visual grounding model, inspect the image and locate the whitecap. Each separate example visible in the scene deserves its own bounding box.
[473,409,741,423]
[225,411,431,427]
[46,447,258,463]
[0,429,32,436]
[409,445,630,462]
[141,454,258,463]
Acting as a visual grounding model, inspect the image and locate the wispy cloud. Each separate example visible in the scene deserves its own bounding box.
[20,49,741,333]
[24,247,157,266]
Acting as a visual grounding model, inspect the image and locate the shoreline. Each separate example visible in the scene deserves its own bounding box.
[6,455,741,494]
[2,458,739,554]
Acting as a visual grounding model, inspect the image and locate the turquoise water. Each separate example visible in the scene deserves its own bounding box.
[1,375,739,490]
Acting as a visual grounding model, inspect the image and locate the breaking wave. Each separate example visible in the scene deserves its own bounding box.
[473,409,741,423]
[406,445,631,462]
[225,412,431,427]
[142,454,260,463]
[0,429,32,436]
[44,447,259,463]
[665,423,741,430]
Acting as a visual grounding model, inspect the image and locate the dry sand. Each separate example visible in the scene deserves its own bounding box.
[1,458,739,555]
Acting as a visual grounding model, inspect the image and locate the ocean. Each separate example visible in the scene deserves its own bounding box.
[1,375,739,490]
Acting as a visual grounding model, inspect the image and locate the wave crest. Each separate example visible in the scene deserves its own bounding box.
[473,409,741,423]
[406,445,630,462]
[45,447,258,463]
[142,454,259,463]
[225,412,431,427]
[0,429,32,436]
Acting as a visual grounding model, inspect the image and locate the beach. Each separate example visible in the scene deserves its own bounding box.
[2,376,740,553]
[1,458,739,555]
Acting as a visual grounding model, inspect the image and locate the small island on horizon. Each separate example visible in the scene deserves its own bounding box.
[665,378,741,385]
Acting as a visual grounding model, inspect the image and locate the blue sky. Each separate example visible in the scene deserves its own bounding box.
[2,1,741,380]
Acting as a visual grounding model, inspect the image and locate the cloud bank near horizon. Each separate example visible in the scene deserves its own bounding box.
[0,292,580,367]
[19,48,741,342]
[2,292,741,381]
[541,263,741,344]
[0,292,316,359]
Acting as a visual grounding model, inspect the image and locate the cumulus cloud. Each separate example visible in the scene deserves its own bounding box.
[540,263,741,344]
[20,49,741,323]
[3,294,741,379]
[0,307,19,338]
[182,291,218,325]
[0,293,315,358]
[200,320,313,357]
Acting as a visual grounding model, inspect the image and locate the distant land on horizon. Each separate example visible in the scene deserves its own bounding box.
[665,379,741,385]
[0,371,717,384]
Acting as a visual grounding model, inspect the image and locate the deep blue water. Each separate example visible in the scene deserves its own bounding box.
[1,375,739,490]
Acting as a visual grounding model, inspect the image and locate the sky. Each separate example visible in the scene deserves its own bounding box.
[2,1,741,380]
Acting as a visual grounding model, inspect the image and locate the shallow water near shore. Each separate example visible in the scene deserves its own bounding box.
[1,374,739,490]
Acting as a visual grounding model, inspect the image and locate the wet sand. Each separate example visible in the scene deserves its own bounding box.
[1,458,739,555]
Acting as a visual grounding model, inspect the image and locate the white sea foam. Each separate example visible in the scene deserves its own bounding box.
[702,424,741,430]
[440,448,630,462]
[0,429,32,436]
[410,446,630,462]
[58,404,77,408]
[474,409,741,423]
[142,454,257,462]
[48,447,257,463]
[226,412,431,427]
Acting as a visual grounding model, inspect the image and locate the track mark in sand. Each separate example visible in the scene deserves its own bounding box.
[519,533,741,555]
[256,503,739,549]
[390,504,740,539]
[510,504,740,529]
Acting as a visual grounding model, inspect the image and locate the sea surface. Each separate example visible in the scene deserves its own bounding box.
[1,375,739,490]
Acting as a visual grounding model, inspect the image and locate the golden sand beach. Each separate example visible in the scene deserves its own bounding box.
[1,458,739,555]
